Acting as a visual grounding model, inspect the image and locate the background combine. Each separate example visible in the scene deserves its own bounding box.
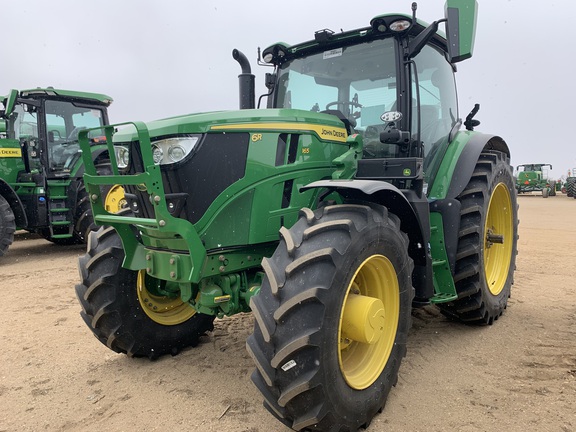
[515,163,555,198]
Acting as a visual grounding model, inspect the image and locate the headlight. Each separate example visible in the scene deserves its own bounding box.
[114,145,130,169]
[150,136,200,165]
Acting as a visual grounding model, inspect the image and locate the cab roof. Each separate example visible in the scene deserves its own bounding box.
[263,13,447,64]
[8,87,113,106]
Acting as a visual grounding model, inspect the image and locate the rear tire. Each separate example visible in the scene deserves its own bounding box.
[75,226,215,359]
[72,183,93,243]
[439,150,518,324]
[549,181,556,196]
[566,178,576,197]
[248,204,414,431]
[74,161,117,243]
[0,195,16,257]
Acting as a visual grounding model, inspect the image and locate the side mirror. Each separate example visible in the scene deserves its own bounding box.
[3,89,19,117]
[444,0,478,63]
[379,112,410,145]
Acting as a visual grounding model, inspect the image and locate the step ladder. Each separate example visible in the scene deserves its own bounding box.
[46,192,74,239]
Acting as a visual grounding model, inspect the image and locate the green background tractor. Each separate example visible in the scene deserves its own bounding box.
[0,88,117,257]
[515,163,555,197]
[76,1,518,430]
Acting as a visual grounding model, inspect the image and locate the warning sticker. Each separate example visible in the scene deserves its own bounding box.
[323,48,343,59]
[281,359,297,372]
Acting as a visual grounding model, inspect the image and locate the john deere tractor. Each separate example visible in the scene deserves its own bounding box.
[515,163,555,197]
[0,88,117,257]
[76,1,517,430]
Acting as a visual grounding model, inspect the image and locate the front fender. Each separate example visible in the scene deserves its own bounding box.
[301,179,433,300]
[301,179,424,249]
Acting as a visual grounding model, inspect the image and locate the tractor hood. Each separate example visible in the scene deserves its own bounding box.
[113,108,349,144]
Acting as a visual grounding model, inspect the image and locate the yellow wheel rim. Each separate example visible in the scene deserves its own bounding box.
[338,254,400,390]
[484,183,514,295]
[136,270,196,325]
[104,185,126,213]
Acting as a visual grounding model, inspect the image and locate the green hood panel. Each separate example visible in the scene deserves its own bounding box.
[113,109,349,143]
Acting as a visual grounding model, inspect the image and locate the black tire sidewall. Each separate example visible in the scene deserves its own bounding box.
[77,227,215,358]
[73,184,93,243]
[0,195,16,256]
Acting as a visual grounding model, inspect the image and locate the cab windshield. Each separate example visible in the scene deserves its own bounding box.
[7,99,106,174]
[44,100,105,173]
[275,38,400,157]
[276,38,398,118]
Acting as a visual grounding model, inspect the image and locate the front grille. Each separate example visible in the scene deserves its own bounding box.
[125,132,250,224]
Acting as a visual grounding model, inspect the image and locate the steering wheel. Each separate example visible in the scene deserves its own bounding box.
[67,126,86,142]
[325,100,363,111]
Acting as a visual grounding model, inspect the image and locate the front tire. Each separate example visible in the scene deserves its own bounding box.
[75,226,215,359]
[0,195,16,257]
[439,150,518,324]
[248,204,414,431]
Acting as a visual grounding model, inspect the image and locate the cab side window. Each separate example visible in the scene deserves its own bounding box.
[412,44,458,159]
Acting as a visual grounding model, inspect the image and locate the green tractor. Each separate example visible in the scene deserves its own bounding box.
[0,88,119,257]
[515,163,555,197]
[76,1,517,430]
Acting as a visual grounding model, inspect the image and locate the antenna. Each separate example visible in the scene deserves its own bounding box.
[412,2,418,21]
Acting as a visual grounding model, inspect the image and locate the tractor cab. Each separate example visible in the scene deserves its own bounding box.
[265,25,457,162]
[253,2,477,194]
[2,89,111,178]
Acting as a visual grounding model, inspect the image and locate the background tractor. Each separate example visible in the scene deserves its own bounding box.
[0,88,116,257]
[76,1,518,430]
[515,163,555,197]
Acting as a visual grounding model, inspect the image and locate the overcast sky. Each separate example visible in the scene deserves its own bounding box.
[2,0,575,178]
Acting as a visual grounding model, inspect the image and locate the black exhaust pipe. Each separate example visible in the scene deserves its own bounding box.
[233,49,255,110]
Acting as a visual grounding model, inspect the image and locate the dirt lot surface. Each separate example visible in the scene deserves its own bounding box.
[1,194,575,432]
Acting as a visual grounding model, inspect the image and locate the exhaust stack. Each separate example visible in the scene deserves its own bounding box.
[232,49,255,110]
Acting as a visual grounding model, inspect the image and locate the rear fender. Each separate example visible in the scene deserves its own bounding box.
[443,132,510,200]
[429,132,510,272]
